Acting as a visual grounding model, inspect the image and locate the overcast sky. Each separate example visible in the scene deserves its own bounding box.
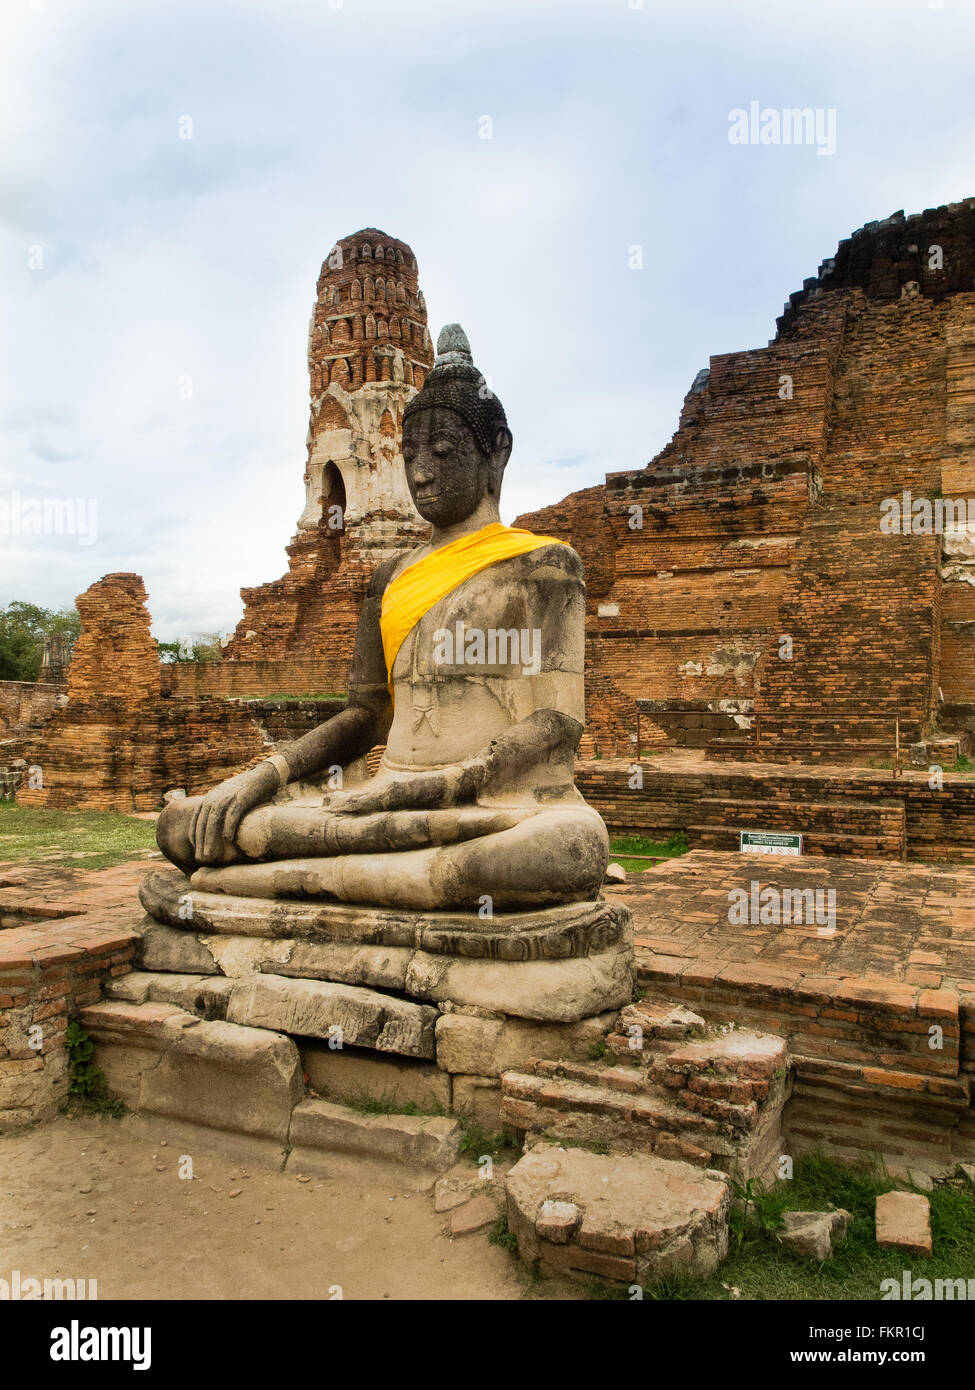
[2,0,973,643]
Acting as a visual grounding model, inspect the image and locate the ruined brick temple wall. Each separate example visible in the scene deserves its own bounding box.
[18,574,267,812]
[0,681,64,736]
[162,657,349,700]
[578,759,975,863]
[517,198,975,762]
[223,228,434,669]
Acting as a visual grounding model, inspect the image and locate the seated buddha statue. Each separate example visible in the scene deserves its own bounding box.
[156,325,609,911]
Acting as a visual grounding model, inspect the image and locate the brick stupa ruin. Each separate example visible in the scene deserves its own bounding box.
[222,229,435,678]
[518,198,975,764]
[17,574,267,811]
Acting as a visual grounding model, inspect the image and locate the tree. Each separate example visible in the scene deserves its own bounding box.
[157,632,225,663]
[0,602,81,682]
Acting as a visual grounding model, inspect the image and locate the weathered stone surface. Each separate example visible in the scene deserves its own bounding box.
[778,1209,849,1261]
[505,1143,729,1285]
[433,1173,505,1214]
[451,1075,503,1131]
[406,944,633,1023]
[140,871,627,962]
[226,973,437,1059]
[536,1200,581,1244]
[434,1010,617,1076]
[81,1000,303,1141]
[875,1191,933,1257]
[138,920,220,975]
[107,970,235,1019]
[301,1041,451,1111]
[289,1097,462,1171]
[448,1195,497,1236]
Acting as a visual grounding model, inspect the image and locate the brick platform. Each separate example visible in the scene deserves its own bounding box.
[0,860,145,1128]
[608,851,975,1171]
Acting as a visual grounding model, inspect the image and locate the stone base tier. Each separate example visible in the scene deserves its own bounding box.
[136,870,634,1024]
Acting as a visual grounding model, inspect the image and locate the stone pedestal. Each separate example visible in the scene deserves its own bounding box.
[82,869,634,1149]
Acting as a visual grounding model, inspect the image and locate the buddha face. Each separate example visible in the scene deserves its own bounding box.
[402,406,509,527]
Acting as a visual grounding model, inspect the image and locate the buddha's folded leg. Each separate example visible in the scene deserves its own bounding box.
[235,804,536,860]
[192,805,609,909]
[156,795,537,874]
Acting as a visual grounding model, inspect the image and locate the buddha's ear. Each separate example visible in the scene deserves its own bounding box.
[487,427,512,493]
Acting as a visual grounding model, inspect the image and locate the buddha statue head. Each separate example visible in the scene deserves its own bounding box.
[402,324,512,527]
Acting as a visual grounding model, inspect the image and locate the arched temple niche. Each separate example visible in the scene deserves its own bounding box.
[321,461,346,535]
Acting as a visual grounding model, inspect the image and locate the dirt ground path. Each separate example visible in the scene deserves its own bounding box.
[1,1114,574,1301]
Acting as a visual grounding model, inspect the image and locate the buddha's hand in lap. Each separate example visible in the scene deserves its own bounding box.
[190,762,282,864]
[323,755,489,816]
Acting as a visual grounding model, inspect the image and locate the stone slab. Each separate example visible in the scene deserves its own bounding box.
[226,973,438,1059]
[875,1191,933,1257]
[289,1096,462,1171]
[139,868,629,961]
[434,1010,617,1076]
[406,945,633,1023]
[81,1000,303,1141]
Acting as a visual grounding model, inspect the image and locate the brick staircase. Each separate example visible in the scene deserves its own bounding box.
[500,999,790,1183]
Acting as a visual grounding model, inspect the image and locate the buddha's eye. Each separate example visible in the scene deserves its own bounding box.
[433,438,455,456]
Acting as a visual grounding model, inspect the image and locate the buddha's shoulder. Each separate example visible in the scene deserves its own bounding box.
[514,540,584,584]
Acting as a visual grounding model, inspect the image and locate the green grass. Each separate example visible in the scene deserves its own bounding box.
[241,692,345,704]
[0,804,159,870]
[489,1213,520,1254]
[593,1153,975,1301]
[608,831,688,873]
[335,1088,446,1118]
[314,1088,516,1163]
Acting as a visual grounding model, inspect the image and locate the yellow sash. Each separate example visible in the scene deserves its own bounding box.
[380,521,568,683]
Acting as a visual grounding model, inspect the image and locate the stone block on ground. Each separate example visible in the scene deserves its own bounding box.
[778,1209,849,1260]
[288,1097,462,1171]
[448,1194,498,1237]
[875,1191,933,1257]
[81,1000,303,1141]
[433,1171,506,1214]
[505,1142,729,1285]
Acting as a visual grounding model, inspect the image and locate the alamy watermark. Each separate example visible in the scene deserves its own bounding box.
[728,880,836,933]
[432,623,542,676]
[728,102,837,156]
[880,490,975,535]
[0,492,97,546]
[1,1269,97,1300]
[882,1269,975,1300]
